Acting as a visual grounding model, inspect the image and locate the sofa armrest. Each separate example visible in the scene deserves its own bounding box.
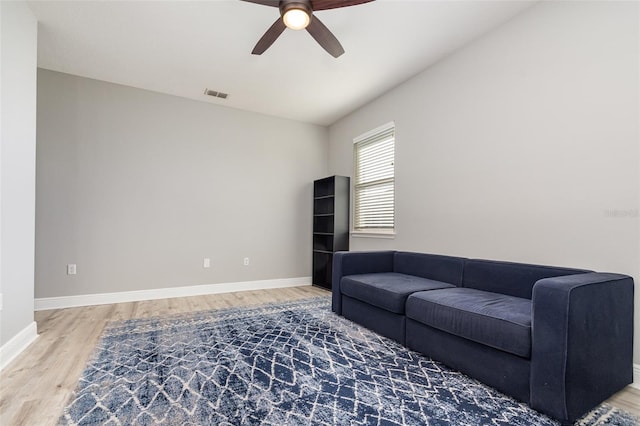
[530,273,634,423]
[331,250,395,315]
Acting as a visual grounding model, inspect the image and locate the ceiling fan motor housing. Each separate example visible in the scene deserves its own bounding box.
[279,0,313,18]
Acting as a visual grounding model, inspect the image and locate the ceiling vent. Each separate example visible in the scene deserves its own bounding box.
[204,89,229,100]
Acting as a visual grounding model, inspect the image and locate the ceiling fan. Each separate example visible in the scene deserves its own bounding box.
[241,0,374,58]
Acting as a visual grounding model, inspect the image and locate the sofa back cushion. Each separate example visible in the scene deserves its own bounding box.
[463,259,590,299]
[394,252,465,286]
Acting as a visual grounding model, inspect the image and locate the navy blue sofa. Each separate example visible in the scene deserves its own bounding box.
[331,251,634,424]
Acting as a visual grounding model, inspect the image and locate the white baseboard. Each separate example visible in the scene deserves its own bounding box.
[632,363,640,390]
[34,277,312,311]
[0,322,38,371]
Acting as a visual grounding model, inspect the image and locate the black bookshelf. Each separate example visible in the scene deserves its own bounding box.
[312,176,349,290]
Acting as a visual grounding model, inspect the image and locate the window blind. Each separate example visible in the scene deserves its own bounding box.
[353,123,395,232]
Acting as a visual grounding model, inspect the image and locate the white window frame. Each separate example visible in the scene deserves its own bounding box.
[352,121,396,238]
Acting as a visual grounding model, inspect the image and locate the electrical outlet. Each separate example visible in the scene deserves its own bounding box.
[203,258,211,268]
[243,257,250,266]
[67,264,77,275]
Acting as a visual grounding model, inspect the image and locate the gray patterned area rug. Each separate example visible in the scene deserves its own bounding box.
[59,297,637,425]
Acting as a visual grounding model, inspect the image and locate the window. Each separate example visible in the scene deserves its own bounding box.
[353,122,395,234]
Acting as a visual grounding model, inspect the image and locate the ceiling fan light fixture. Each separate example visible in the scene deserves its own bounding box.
[282,7,310,30]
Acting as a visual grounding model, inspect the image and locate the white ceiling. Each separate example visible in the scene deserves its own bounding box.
[28,0,535,126]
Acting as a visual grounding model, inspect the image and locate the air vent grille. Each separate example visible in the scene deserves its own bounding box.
[204,89,229,99]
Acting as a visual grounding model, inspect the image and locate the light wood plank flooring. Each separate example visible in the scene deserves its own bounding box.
[1,285,638,425]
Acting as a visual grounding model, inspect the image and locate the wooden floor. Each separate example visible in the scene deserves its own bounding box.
[1,285,638,425]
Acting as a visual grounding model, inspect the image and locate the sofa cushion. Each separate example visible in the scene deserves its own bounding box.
[463,259,591,299]
[406,288,532,358]
[341,273,455,314]
[393,252,465,286]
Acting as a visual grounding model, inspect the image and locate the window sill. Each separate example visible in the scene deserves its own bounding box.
[351,231,396,239]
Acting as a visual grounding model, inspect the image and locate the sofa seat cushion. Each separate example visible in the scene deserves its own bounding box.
[341,273,455,314]
[406,288,532,358]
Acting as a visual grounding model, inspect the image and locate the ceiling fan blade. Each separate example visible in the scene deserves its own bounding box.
[306,15,344,58]
[239,0,279,7]
[252,18,287,55]
[311,0,374,11]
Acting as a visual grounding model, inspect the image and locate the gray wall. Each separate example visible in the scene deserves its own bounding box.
[0,1,38,348]
[329,1,640,363]
[36,70,328,298]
